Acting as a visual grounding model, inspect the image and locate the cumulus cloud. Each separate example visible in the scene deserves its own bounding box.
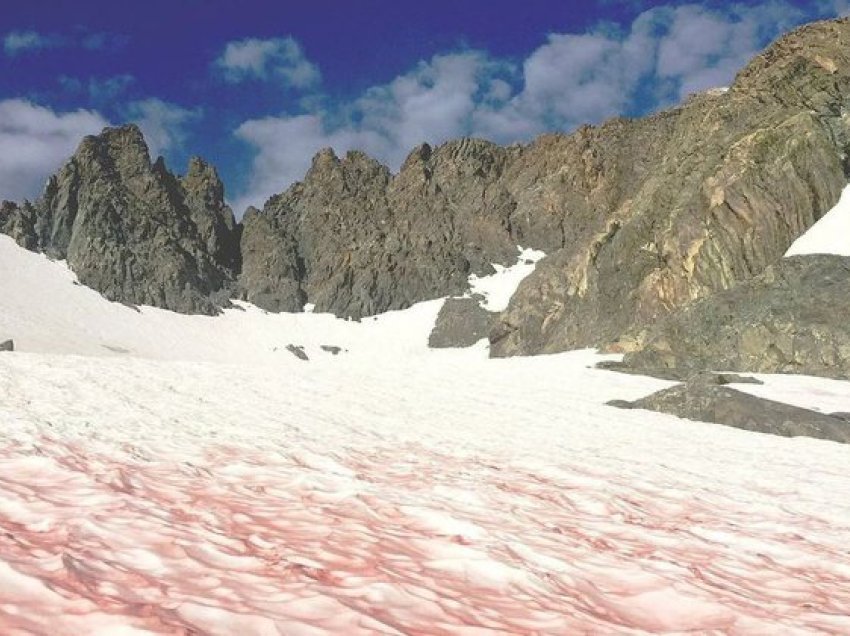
[655,3,804,100]
[215,37,321,89]
[0,99,108,202]
[122,99,200,158]
[232,52,508,212]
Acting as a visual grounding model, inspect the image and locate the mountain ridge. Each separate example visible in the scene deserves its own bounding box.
[2,16,850,376]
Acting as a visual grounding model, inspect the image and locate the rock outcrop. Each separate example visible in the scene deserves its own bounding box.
[491,18,850,356]
[239,141,528,319]
[428,296,497,348]
[609,373,850,444]
[1,125,240,314]
[617,255,850,379]
[0,339,13,352]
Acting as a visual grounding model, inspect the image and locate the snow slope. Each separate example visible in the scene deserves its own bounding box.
[2,235,850,634]
[467,247,545,312]
[785,184,850,257]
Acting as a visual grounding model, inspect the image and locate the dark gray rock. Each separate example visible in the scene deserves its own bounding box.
[239,141,523,319]
[621,256,850,379]
[0,339,13,352]
[320,345,342,355]
[428,296,497,348]
[286,344,309,361]
[1,125,240,314]
[609,377,850,444]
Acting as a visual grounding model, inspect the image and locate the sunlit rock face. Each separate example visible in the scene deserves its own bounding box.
[492,18,850,357]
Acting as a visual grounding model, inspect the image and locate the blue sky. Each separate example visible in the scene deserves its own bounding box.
[1,0,847,213]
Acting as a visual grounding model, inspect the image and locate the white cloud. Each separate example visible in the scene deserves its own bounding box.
[656,3,804,100]
[122,99,200,158]
[232,52,507,212]
[215,37,321,89]
[0,99,108,202]
[3,31,64,56]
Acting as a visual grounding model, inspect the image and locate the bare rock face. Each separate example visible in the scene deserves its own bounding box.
[491,18,850,356]
[240,141,525,319]
[1,125,240,314]
[619,255,850,380]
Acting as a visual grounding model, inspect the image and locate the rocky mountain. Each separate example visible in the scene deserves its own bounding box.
[0,125,240,314]
[2,18,850,376]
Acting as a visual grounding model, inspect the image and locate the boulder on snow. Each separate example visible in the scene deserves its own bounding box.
[320,345,343,355]
[609,373,850,444]
[428,296,497,348]
[286,344,309,361]
[0,339,13,352]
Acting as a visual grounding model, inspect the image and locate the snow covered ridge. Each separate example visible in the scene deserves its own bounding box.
[467,246,545,312]
[785,184,850,257]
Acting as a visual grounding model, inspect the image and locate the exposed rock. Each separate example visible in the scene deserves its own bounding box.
[320,345,342,355]
[0,339,13,352]
[621,256,850,379]
[428,296,497,348]
[1,125,240,314]
[286,344,309,361]
[491,18,850,357]
[609,375,850,444]
[240,141,524,318]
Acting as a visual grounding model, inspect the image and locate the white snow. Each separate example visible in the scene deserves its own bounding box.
[785,184,850,257]
[1,234,850,633]
[467,246,545,311]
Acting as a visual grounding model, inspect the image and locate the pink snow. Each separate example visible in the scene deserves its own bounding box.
[0,429,849,634]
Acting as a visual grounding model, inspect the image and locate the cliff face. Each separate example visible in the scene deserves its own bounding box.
[240,140,522,319]
[238,116,674,319]
[0,125,240,314]
[617,255,850,380]
[491,18,850,356]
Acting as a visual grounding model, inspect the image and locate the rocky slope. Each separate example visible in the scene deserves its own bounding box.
[0,125,240,314]
[491,18,850,356]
